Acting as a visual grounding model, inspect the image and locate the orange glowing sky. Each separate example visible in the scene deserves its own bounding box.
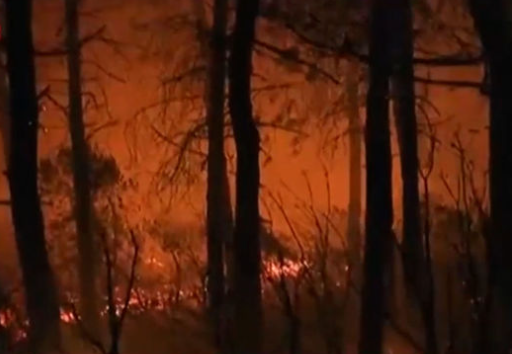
[0,0,489,274]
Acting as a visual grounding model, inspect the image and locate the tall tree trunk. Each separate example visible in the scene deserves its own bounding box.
[0,4,9,163]
[64,0,101,338]
[468,2,512,353]
[344,58,362,347]
[391,0,437,353]
[358,1,393,354]
[0,61,9,165]
[192,0,234,350]
[228,0,262,352]
[4,0,61,351]
[345,59,362,275]
[391,0,424,298]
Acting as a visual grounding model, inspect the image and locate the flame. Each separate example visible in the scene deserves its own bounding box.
[0,258,307,343]
[0,309,11,327]
[263,258,308,280]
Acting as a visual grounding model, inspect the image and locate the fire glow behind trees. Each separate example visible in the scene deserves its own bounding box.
[0,0,506,354]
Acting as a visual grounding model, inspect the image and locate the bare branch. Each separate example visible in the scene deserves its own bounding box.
[414,75,483,90]
[280,20,483,67]
[254,39,342,85]
[38,86,68,116]
[150,125,206,157]
[69,303,107,354]
[118,231,139,331]
[83,60,126,83]
[161,65,207,85]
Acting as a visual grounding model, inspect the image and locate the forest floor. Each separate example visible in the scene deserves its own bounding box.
[57,302,420,354]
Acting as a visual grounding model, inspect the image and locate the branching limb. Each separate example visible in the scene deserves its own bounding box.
[69,304,107,354]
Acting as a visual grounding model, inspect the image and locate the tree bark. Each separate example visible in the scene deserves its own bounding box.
[4,0,61,351]
[192,0,234,350]
[358,1,393,354]
[390,0,437,353]
[228,0,263,352]
[344,58,363,346]
[468,2,512,353]
[64,0,101,338]
[345,59,362,276]
[0,4,9,164]
[391,0,425,299]
[0,61,9,165]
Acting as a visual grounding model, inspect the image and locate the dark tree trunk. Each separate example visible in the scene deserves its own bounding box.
[390,0,437,353]
[0,4,9,162]
[0,61,9,164]
[346,59,362,275]
[358,1,393,354]
[0,71,8,163]
[344,59,363,346]
[391,0,425,298]
[222,169,235,294]
[468,2,512,353]
[193,0,234,350]
[64,0,101,338]
[228,0,262,352]
[4,0,61,351]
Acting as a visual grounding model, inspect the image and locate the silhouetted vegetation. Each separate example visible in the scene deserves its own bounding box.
[0,0,508,354]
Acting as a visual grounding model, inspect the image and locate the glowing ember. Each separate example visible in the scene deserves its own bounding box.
[0,310,10,327]
[263,258,309,280]
[60,309,75,324]
[0,259,307,344]
[145,256,166,268]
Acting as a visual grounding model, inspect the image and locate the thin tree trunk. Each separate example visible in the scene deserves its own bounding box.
[64,0,101,338]
[222,169,235,295]
[345,59,362,276]
[192,0,234,350]
[358,1,393,354]
[344,58,362,347]
[468,2,512,353]
[390,0,436,353]
[0,4,9,164]
[422,173,438,354]
[0,62,9,165]
[228,0,262,352]
[4,0,61,351]
[391,0,425,297]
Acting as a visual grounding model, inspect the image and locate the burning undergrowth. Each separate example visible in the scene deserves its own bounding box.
[0,199,351,354]
[0,146,356,353]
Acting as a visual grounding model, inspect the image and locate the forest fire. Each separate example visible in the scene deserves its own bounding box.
[0,0,510,353]
[263,258,308,280]
[1,258,308,337]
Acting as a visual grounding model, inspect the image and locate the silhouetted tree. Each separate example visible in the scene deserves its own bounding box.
[64,0,101,338]
[343,57,363,346]
[0,3,9,163]
[358,1,393,353]
[345,59,362,277]
[391,1,438,353]
[391,0,424,297]
[192,0,234,350]
[4,0,61,351]
[468,1,512,353]
[229,0,263,352]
